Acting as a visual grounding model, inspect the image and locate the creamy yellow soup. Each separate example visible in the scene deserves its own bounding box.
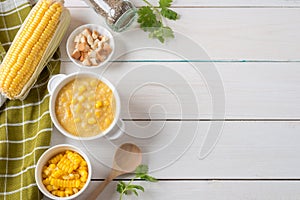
[55,77,115,137]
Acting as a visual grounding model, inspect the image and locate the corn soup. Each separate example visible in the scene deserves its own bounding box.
[55,77,115,137]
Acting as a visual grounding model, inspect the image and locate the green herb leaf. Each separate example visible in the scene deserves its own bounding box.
[138,6,161,30]
[133,189,139,196]
[140,174,158,182]
[135,164,149,175]
[149,26,174,43]
[159,0,173,8]
[138,0,179,43]
[128,184,145,192]
[117,181,126,193]
[161,8,179,20]
[117,164,158,200]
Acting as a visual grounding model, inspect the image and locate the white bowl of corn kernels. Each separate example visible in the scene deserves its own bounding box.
[47,71,121,140]
[35,144,92,199]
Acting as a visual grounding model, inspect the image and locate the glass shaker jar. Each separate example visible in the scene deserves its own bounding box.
[83,0,137,32]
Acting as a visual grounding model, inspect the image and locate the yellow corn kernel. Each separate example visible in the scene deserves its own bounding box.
[51,169,64,179]
[95,101,102,108]
[0,0,63,99]
[78,96,85,102]
[104,118,111,125]
[66,152,82,167]
[66,108,72,118]
[90,79,98,87]
[74,173,80,179]
[43,168,51,176]
[43,178,50,186]
[78,85,86,94]
[65,187,73,196]
[57,156,75,173]
[46,185,54,192]
[63,173,75,180]
[80,176,87,183]
[60,97,66,103]
[73,188,79,194]
[76,179,81,188]
[78,169,88,178]
[74,104,82,113]
[52,185,59,190]
[85,112,92,118]
[48,153,63,164]
[50,179,81,188]
[79,182,85,189]
[87,117,96,125]
[71,98,78,105]
[66,89,72,97]
[52,190,65,197]
[74,118,81,123]
[49,164,56,169]
[100,125,105,131]
[88,95,95,101]
[80,161,87,167]
[95,110,101,118]
[103,100,109,106]
[78,166,88,171]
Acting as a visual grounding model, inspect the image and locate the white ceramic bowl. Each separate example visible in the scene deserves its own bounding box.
[48,72,122,140]
[66,24,115,68]
[35,144,92,200]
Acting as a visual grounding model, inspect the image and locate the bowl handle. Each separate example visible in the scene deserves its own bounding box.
[47,74,66,95]
[107,119,125,140]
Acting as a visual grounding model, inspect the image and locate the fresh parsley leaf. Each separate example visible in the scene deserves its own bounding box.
[127,184,145,192]
[137,0,180,43]
[135,164,149,175]
[117,164,157,200]
[140,174,158,182]
[161,8,179,20]
[133,190,139,196]
[149,26,174,43]
[159,0,172,8]
[117,181,126,193]
[138,6,161,30]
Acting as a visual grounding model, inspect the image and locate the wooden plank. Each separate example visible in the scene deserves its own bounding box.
[60,62,300,119]
[44,180,300,199]
[51,121,300,179]
[60,8,300,61]
[59,181,300,200]
[64,0,300,7]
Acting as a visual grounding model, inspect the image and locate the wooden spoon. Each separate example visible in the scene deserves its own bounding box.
[89,143,142,200]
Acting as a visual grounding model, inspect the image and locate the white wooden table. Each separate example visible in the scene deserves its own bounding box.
[50,0,300,199]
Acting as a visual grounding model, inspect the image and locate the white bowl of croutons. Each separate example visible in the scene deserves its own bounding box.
[66,24,114,68]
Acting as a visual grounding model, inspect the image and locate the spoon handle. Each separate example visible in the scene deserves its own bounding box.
[89,178,112,200]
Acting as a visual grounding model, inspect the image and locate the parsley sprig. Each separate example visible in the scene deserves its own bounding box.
[117,165,158,200]
[137,0,180,43]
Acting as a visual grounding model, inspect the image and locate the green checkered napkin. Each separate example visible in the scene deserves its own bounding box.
[0,0,60,199]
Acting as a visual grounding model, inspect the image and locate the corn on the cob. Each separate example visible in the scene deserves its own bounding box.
[0,0,70,100]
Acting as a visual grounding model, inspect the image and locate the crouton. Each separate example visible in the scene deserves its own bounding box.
[71,49,81,60]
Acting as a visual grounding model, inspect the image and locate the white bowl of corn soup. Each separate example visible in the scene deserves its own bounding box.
[35,144,92,199]
[48,72,121,140]
[66,24,114,69]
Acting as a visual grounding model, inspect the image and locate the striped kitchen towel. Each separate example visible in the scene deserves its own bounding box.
[0,0,60,199]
